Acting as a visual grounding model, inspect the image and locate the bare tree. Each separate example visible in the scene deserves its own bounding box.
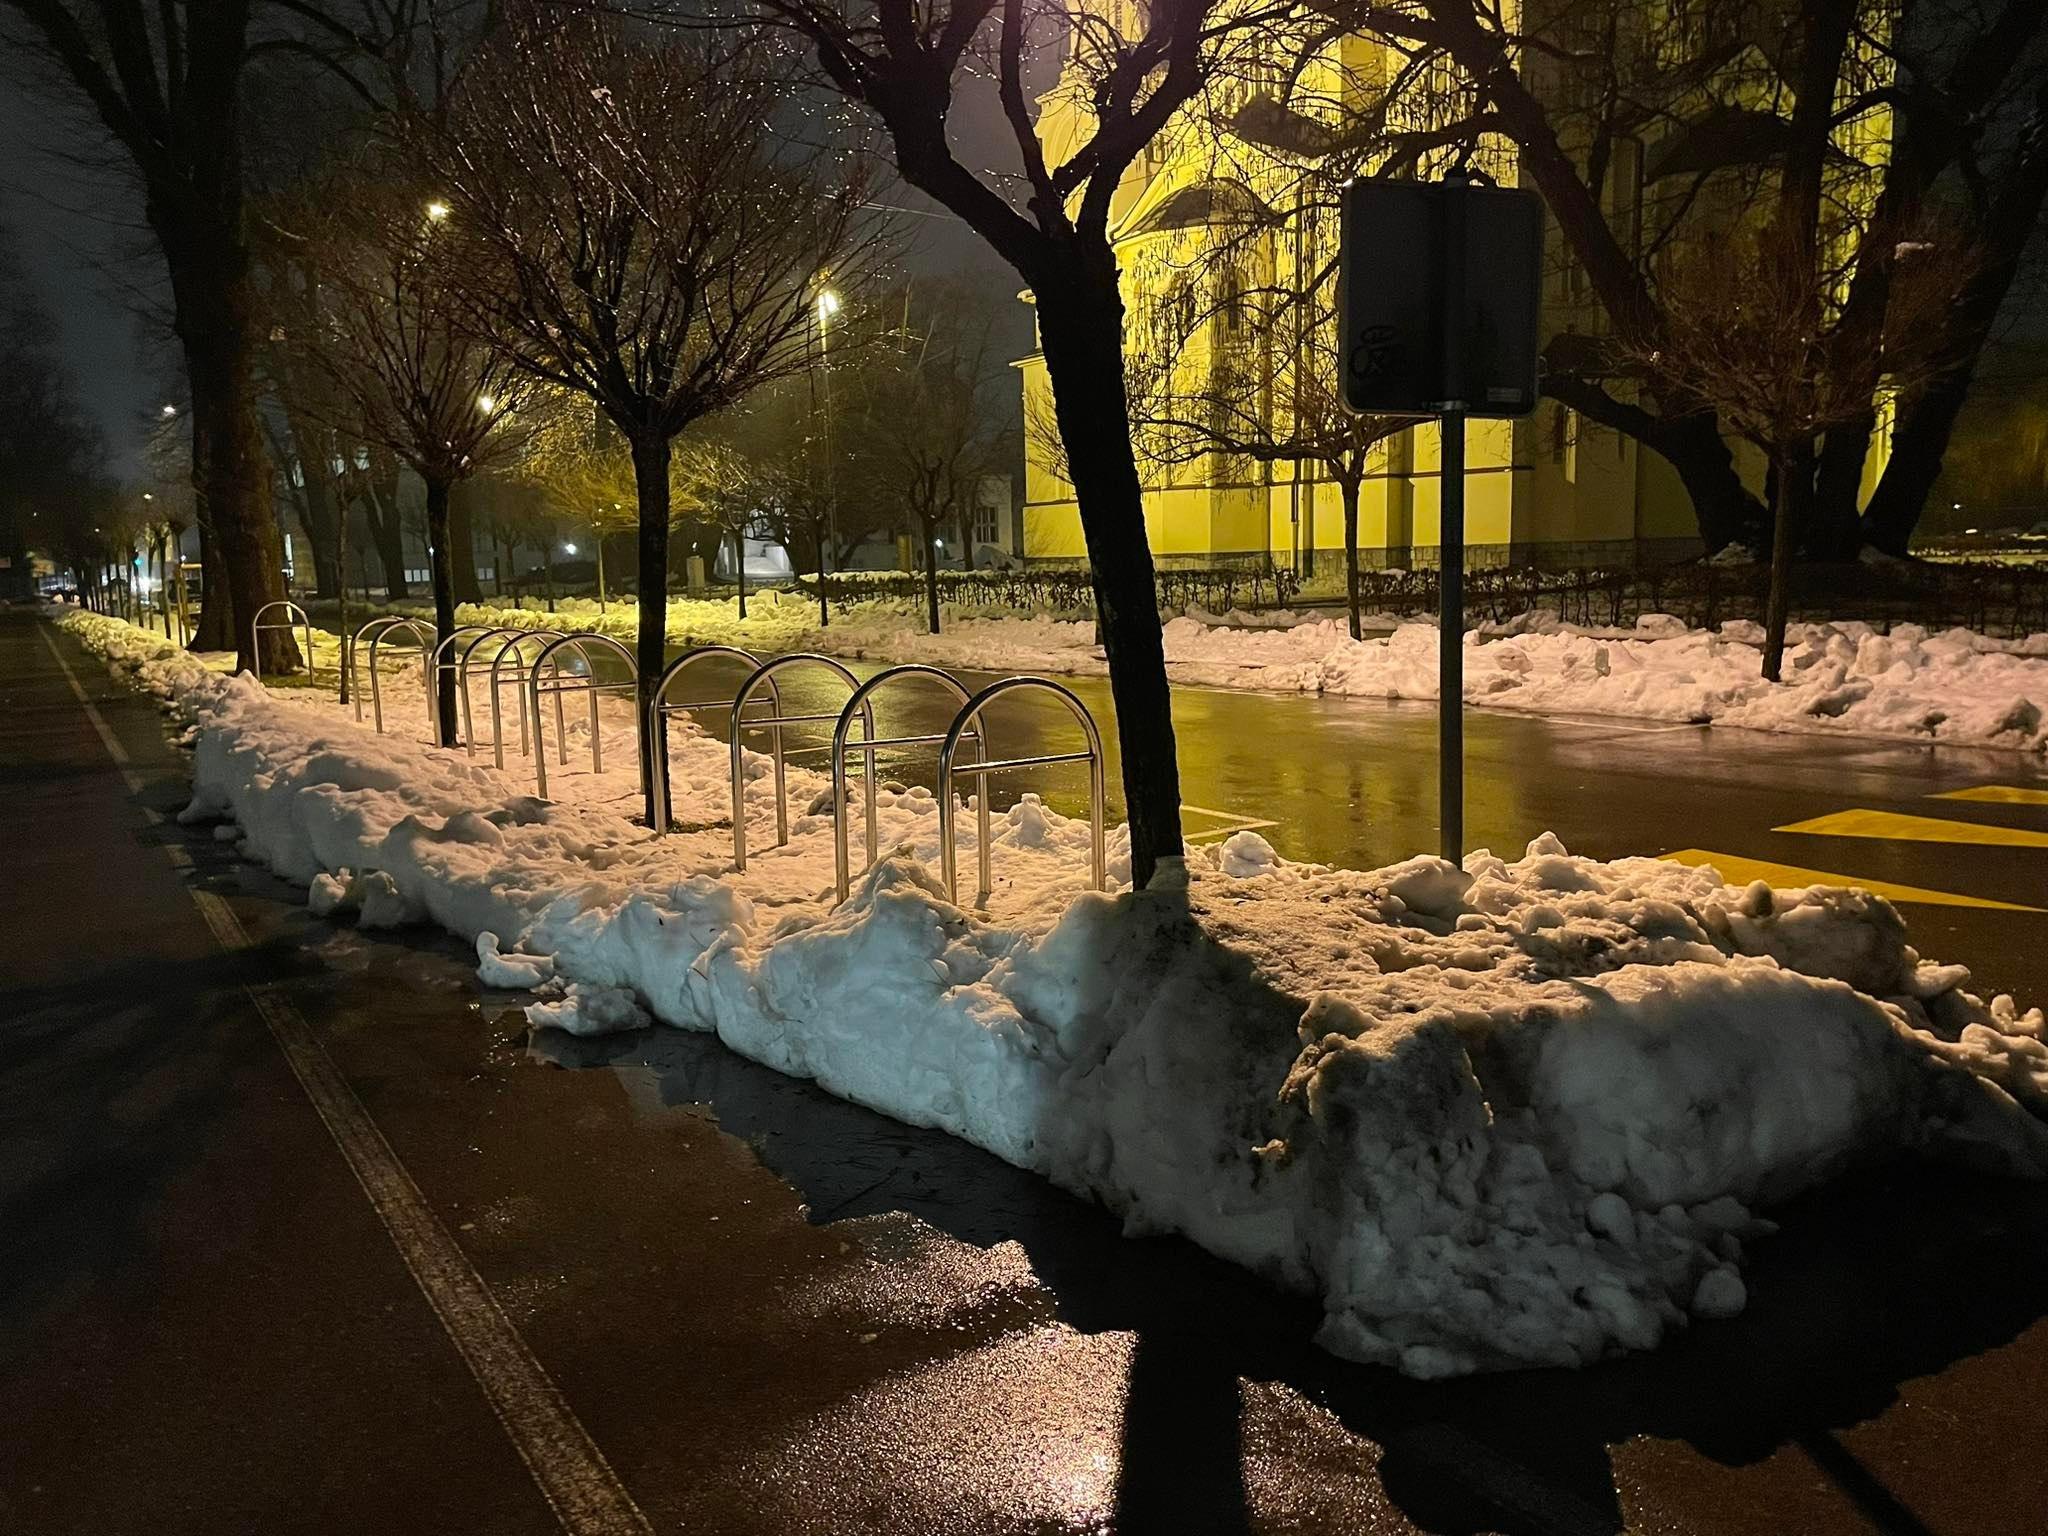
[3,2,307,667]
[854,280,1011,633]
[750,0,1317,886]
[276,160,538,741]
[1355,0,2048,556]
[676,436,775,622]
[415,11,883,822]
[1624,218,1970,679]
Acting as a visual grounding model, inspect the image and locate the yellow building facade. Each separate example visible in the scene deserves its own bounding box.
[1017,7,1897,572]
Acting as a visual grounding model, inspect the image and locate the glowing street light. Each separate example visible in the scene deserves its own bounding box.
[477,393,497,415]
[816,288,841,319]
[563,542,578,556]
[426,200,451,222]
[160,403,177,417]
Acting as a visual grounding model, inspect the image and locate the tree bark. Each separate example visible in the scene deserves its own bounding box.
[1339,475,1362,641]
[361,474,410,598]
[190,523,235,650]
[922,513,942,634]
[424,476,460,746]
[733,531,748,619]
[163,219,293,675]
[299,440,343,599]
[1034,257,1183,889]
[1763,452,1795,683]
[631,433,674,827]
[447,480,485,605]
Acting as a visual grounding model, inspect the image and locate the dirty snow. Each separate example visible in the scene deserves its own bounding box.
[56,608,2048,1378]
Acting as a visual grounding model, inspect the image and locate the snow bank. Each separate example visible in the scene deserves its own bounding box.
[432,595,2048,755]
[56,608,2048,1377]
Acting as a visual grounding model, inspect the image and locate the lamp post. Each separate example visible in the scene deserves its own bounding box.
[816,287,841,627]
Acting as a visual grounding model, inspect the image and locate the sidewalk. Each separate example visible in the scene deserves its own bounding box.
[0,612,555,1536]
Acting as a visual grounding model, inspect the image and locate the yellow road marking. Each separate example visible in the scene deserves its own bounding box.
[1774,808,2048,848]
[1933,784,2048,807]
[1659,849,2042,912]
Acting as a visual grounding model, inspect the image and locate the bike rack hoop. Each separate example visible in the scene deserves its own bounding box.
[647,646,778,836]
[829,664,985,903]
[353,616,435,734]
[525,632,640,798]
[728,653,871,871]
[936,676,1107,908]
[478,628,567,768]
[250,600,315,683]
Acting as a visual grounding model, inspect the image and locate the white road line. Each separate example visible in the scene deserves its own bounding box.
[42,624,655,1536]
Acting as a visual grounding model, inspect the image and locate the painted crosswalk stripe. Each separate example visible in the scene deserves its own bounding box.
[1774,808,2048,848]
[1660,849,2041,912]
[1932,784,2048,807]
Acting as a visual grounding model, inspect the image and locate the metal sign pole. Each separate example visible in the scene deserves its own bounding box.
[1437,171,1469,866]
[1439,411,1465,863]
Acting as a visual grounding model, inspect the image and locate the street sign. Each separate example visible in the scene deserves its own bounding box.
[1337,176,1543,417]
[1336,171,1543,862]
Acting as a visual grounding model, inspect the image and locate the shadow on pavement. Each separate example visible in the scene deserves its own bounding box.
[538,1021,2048,1536]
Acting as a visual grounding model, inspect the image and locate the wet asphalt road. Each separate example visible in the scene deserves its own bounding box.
[7,608,2048,1536]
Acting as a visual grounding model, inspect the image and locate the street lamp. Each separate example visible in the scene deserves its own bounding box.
[426,200,451,222]
[160,403,177,417]
[477,393,497,415]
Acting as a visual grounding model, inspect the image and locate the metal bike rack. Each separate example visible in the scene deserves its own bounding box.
[429,625,495,746]
[482,629,568,769]
[830,665,985,903]
[526,633,640,798]
[937,677,1107,908]
[250,600,314,682]
[728,653,871,871]
[646,646,778,836]
[350,616,435,734]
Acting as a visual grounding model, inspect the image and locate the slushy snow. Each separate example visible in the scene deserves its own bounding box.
[57,608,2048,1377]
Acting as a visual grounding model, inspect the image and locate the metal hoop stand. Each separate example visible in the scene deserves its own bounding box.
[350,616,435,733]
[646,646,778,836]
[482,630,568,768]
[249,600,315,682]
[429,625,494,746]
[525,633,640,798]
[728,654,872,872]
[937,677,1107,908]
[830,665,985,904]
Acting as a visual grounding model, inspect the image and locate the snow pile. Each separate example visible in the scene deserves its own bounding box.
[429,597,2048,754]
[55,608,2048,1377]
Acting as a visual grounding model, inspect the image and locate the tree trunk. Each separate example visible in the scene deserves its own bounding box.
[631,434,674,827]
[190,523,235,650]
[1810,410,1874,558]
[539,541,556,612]
[1762,452,1795,683]
[1863,370,1977,554]
[1340,475,1363,641]
[362,477,410,598]
[734,531,748,619]
[164,230,293,675]
[302,460,343,600]
[1034,256,1183,889]
[424,477,460,746]
[922,515,942,634]
[447,481,485,605]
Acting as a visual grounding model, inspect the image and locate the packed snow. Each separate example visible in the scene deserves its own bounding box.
[418,595,2048,755]
[57,607,2048,1377]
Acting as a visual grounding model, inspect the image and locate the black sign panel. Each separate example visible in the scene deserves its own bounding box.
[1338,176,1543,418]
